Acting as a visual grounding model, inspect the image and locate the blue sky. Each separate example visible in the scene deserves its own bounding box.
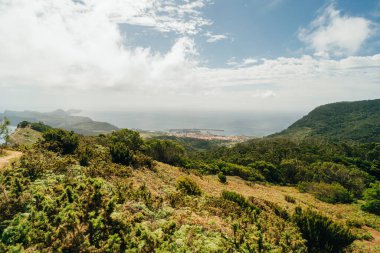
[0,0,379,112]
[120,0,380,66]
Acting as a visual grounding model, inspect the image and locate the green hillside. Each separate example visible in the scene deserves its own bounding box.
[2,127,379,252]
[271,99,380,142]
[0,109,118,135]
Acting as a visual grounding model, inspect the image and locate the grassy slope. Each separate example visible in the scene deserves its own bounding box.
[8,127,42,147]
[131,163,380,252]
[272,99,380,142]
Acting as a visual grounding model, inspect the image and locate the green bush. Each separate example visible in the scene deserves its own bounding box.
[311,162,371,197]
[17,121,52,133]
[78,146,93,166]
[293,207,355,252]
[109,129,143,151]
[248,161,282,183]
[217,161,264,182]
[41,129,79,155]
[176,177,201,196]
[361,182,380,215]
[217,172,227,183]
[285,195,296,203]
[299,182,354,204]
[146,139,185,166]
[109,142,134,166]
[221,191,259,212]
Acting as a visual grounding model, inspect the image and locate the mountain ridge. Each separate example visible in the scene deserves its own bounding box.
[0,109,118,135]
[270,99,380,142]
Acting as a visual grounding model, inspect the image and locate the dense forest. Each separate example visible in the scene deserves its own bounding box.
[0,100,379,252]
[272,99,380,142]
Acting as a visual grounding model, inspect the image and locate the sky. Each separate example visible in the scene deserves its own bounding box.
[0,0,380,113]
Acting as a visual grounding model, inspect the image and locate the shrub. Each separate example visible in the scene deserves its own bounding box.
[217,172,227,184]
[146,139,185,166]
[131,152,154,169]
[311,162,371,197]
[30,122,52,133]
[17,121,29,128]
[109,129,143,151]
[41,129,79,155]
[299,182,354,204]
[78,146,93,166]
[248,161,282,183]
[280,159,312,184]
[217,161,264,182]
[285,195,296,203]
[361,182,380,215]
[109,142,134,166]
[293,207,355,252]
[176,177,201,196]
[221,191,259,212]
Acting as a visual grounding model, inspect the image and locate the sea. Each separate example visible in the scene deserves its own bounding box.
[80,110,303,137]
[0,125,16,144]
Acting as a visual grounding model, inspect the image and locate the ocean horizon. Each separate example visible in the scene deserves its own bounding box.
[80,110,303,137]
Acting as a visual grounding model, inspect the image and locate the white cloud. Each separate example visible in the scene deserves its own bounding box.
[0,0,379,112]
[226,57,238,66]
[225,57,258,68]
[0,0,201,91]
[299,4,373,57]
[204,31,228,43]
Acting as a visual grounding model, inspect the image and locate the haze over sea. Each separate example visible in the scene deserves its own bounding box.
[80,110,302,137]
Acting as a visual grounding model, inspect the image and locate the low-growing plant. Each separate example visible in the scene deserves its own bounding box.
[176,177,201,196]
[285,195,296,203]
[217,172,227,183]
[293,207,355,252]
[222,191,259,212]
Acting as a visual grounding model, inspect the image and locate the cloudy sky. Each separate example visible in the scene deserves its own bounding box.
[0,0,380,113]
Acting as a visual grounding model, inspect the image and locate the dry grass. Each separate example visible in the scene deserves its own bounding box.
[0,150,23,170]
[128,162,380,252]
[8,127,42,147]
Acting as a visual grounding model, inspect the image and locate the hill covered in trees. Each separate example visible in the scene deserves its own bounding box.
[271,99,380,142]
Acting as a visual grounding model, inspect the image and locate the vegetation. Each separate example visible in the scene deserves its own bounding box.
[41,128,79,155]
[217,172,227,183]
[285,195,296,203]
[0,117,10,151]
[272,99,380,142]
[361,182,380,215]
[1,109,118,135]
[299,182,354,204]
[176,177,202,196]
[221,191,259,212]
[17,121,52,133]
[146,139,185,166]
[293,207,355,252]
[1,99,380,251]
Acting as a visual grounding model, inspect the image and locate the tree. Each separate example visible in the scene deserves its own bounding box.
[249,161,282,183]
[146,139,185,166]
[0,117,10,152]
[361,182,380,215]
[109,129,143,151]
